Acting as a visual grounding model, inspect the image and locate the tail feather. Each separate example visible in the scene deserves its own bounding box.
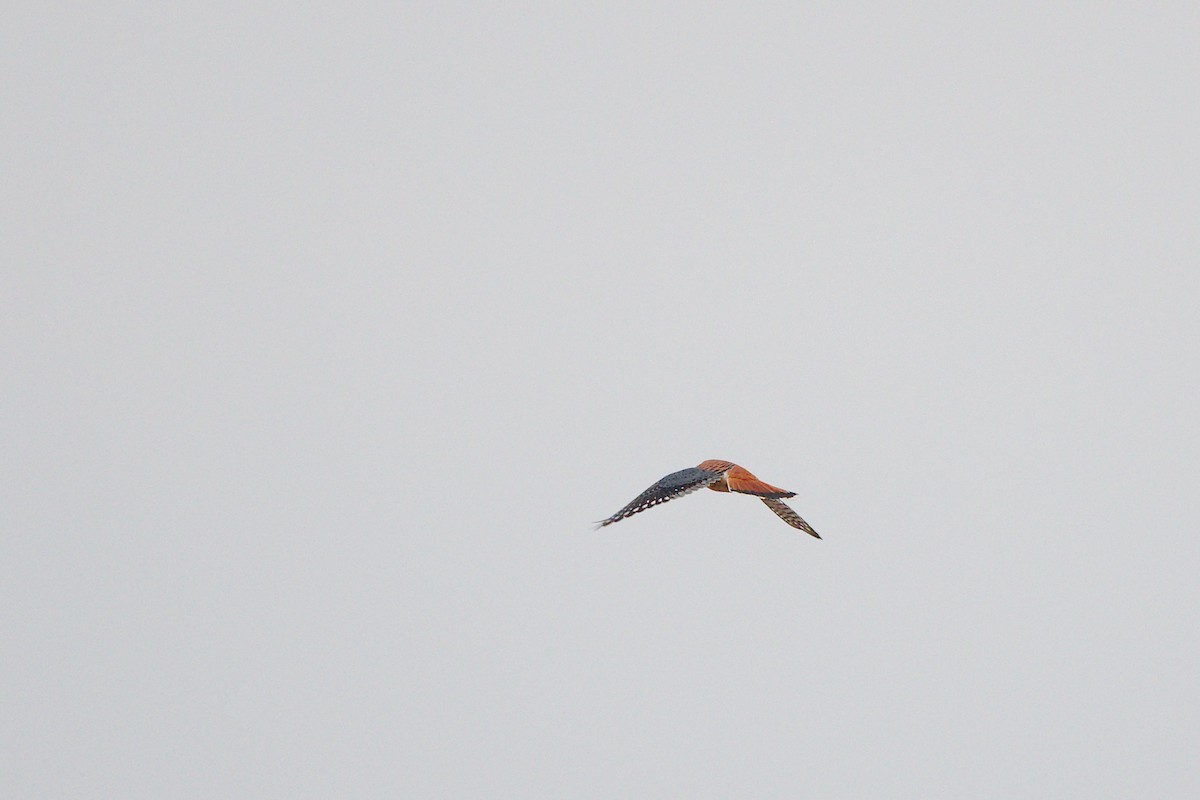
[725,465,795,498]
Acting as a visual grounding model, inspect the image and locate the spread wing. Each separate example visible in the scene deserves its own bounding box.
[595,466,724,528]
[761,498,821,538]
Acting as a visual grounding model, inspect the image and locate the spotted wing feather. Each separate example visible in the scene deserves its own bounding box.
[761,498,821,538]
[596,467,723,528]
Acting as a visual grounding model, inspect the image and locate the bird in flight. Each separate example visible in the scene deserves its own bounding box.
[595,459,821,538]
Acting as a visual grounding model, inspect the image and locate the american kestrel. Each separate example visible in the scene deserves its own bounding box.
[595,459,821,538]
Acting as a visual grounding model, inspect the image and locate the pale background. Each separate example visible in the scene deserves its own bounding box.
[3,3,1198,797]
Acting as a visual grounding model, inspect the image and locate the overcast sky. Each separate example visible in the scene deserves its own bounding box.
[4,2,1198,797]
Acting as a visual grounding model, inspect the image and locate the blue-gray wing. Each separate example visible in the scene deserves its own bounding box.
[595,467,724,528]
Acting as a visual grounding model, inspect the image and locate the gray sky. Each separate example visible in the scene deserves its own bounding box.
[4,2,1198,797]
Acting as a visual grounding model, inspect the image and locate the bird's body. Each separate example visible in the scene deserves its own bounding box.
[595,460,821,538]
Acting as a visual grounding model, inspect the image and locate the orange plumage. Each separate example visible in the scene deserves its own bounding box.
[596,459,821,537]
[697,461,796,498]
